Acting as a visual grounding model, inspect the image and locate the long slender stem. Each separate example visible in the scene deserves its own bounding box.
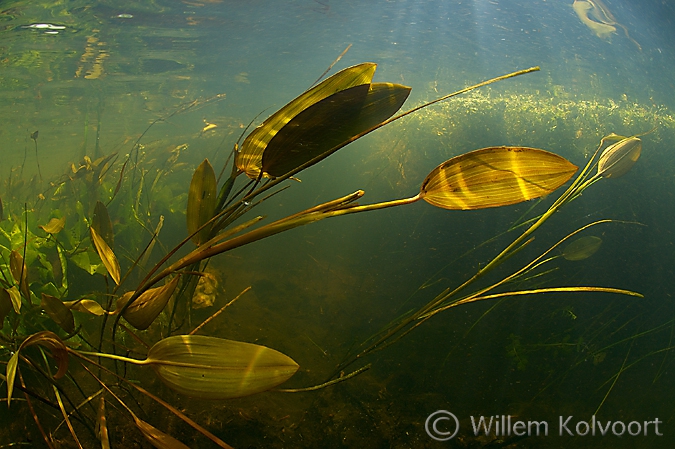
[329,143,621,375]
[144,192,421,290]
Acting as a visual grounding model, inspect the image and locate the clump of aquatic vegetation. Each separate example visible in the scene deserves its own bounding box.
[0,57,649,447]
[365,88,672,191]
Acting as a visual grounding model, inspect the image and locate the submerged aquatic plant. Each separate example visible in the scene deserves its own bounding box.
[0,55,645,447]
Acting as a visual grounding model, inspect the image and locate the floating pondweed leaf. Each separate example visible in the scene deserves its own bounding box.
[146,335,299,399]
[92,201,114,249]
[236,62,377,179]
[187,159,216,246]
[597,136,641,178]
[262,82,411,178]
[41,293,75,333]
[563,235,603,261]
[116,276,180,330]
[90,227,121,285]
[420,147,578,210]
[39,216,66,235]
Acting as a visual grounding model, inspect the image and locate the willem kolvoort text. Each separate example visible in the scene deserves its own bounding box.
[470,415,663,437]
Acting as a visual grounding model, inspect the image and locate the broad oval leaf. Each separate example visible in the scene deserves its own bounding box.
[39,217,66,235]
[597,136,641,178]
[90,227,121,285]
[117,276,180,330]
[64,299,106,316]
[563,236,603,261]
[187,159,217,246]
[262,82,411,178]
[236,62,377,179]
[147,335,299,399]
[41,293,75,334]
[92,201,114,249]
[420,147,578,210]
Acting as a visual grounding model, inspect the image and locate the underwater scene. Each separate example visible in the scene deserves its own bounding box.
[1,0,675,447]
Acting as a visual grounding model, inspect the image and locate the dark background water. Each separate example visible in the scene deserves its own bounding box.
[1,0,674,447]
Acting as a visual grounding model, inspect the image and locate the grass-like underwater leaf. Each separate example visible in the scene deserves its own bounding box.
[147,335,299,399]
[420,146,578,210]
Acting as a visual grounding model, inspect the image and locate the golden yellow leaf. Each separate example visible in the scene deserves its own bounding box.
[147,335,299,399]
[236,62,377,179]
[262,82,411,178]
[116,276,180,330]
[90,227,121,285]
[420,147,578,210]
